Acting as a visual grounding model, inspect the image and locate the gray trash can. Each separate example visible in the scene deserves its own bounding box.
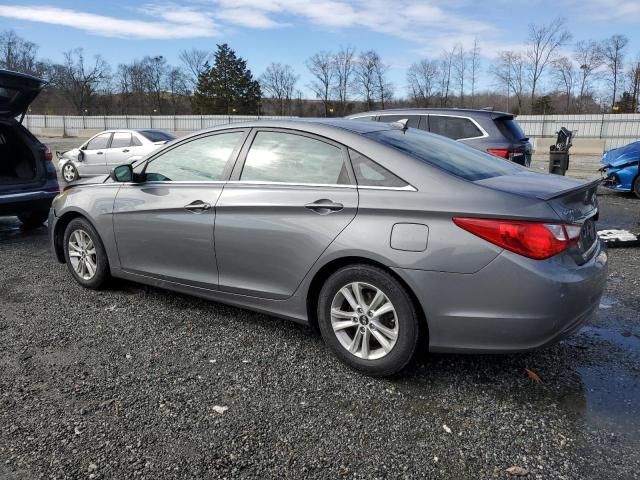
[549,150,569,175]
[548,127,573,176]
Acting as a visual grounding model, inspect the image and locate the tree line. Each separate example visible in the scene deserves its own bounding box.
[1,17,638,117]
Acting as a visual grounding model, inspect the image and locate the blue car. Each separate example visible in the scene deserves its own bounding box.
[600,140,640,198]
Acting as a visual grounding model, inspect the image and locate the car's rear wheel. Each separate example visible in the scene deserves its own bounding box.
[317,264,420,376]
[18,209,49,230]
[62,163,78,182]
[633,176,640,199]
[63,218,110,289]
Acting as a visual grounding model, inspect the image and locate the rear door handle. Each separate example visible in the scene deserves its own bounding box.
[122,149,130,153]
[184,200,211,213]
[97,151,103,155]
[304,199,344,214]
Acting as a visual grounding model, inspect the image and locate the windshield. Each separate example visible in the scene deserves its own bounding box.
[139,130,176,143]
[366,128,523,181]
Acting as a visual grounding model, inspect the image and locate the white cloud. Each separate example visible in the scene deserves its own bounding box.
[0,4,219,39]
[583,0,640,22]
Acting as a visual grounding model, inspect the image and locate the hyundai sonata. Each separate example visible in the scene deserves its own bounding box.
[49,119,607,376]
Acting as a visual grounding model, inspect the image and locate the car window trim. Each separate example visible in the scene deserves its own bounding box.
[137,128,251,183]
[230,127,356,186]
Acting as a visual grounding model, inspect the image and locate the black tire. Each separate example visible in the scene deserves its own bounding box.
[62,162,78,182]
[18,209,49,230]
[63,217,110,289]
[317,264,420,377]
[633,176,640,199]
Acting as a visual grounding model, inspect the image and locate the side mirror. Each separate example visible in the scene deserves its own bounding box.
[111,164,134,182]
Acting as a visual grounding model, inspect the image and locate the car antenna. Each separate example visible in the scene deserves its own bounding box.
[390,118,410,132]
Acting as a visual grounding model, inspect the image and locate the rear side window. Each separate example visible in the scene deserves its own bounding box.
[131,135,143,147]
[144,132,244,182]
[378,115,422,129]
[353,115,376,121]
[495,117,528,141]
[241,131,349,185]
[429,116,482,140]
[110,132,132,149]
[139,130,175,143]
[366,128,522,181]
[86,133,111,150]
[349,150,408,188]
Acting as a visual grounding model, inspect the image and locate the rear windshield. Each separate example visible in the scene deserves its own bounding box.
[366,128,523,181]
[495,117,528,141]
[139,130,176,142]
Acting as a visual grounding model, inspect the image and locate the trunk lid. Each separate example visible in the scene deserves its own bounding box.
[474,170,600,223]
[0,69,46,120]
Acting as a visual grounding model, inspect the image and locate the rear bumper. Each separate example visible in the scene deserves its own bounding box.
[394,241,608,353]
[0,189,58,216]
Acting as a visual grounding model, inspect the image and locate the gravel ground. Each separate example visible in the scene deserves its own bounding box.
[0,140,639,479]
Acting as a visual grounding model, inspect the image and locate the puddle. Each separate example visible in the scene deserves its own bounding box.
[579,326,640,354]
[561,365,640,442]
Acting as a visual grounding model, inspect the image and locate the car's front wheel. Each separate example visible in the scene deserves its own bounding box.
[63,218,110,289]
[62,162,78,182]
[317,264,420,376]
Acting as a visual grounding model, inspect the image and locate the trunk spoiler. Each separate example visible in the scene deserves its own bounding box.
[536,178,602,201]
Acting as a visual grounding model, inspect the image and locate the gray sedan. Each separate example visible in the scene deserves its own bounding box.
[49,119,607,376]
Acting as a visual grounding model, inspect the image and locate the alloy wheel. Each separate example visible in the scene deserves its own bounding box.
[68,229,97,280]
[330,281,399,360]
[63,164,76,182]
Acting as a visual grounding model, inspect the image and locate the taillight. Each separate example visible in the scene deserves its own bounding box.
[486,148,510,159]
[453,217,581,260]
[41,145,53,162]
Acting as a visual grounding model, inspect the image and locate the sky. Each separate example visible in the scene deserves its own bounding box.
[0,0,639,97]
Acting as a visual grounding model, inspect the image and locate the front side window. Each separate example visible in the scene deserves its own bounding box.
[349,150,408,188]
[144,132,245,182]
[110,132,132,149]
[241,131,349,185]
[366,128,522,181]
[429,116,483,140]
[86,133,111,150]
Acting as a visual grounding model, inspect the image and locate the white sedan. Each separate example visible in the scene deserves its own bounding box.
[57,129,176,182]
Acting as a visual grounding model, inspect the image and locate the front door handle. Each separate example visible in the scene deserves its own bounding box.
[97,151,104,155]
[184,200,211,213]
[122,149,130,153]
[304,199,344,214]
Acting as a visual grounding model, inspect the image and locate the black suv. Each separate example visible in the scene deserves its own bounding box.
[0,70,59,229]
[346,108,532,167]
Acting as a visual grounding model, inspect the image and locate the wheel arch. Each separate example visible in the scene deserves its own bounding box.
[305,256,429,344]
[52,210,99,263]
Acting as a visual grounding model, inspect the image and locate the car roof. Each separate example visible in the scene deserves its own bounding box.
[347,108,512,118]
[194,118,395,136]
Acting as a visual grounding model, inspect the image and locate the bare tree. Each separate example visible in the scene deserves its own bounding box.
[494,51,528,114]
[260,63,299,115]
[51,48,110,115]
[438,49,455,107]
[628,56,640,113]
[525,17,571,108]
[145,56,168,113]
[551,56,576,113]
[0,29,43,76]
[355,50,379,110]
[406,59,439,107]
[333,46,356,115]
[373,56,393,109]
[306,51,335,116]
[167,67,189,114]
[178,48,211,90]
[602,34,629,110]
[452,44,467,106]
[469,38,481,108]
[573,40,603,113]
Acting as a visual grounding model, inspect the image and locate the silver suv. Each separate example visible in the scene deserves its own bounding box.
[347,108,532,167]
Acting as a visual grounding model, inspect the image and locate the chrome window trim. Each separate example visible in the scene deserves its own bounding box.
[111,180,416,191]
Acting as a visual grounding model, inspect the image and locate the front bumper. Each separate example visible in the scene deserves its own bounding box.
[600,164,637,192]
[393,241,608,353]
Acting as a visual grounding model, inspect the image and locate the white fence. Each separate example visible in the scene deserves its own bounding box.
[23,113,640,149]
[23,114,295,132]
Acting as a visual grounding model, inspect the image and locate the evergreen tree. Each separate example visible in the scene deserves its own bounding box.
[193,44,261,114]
